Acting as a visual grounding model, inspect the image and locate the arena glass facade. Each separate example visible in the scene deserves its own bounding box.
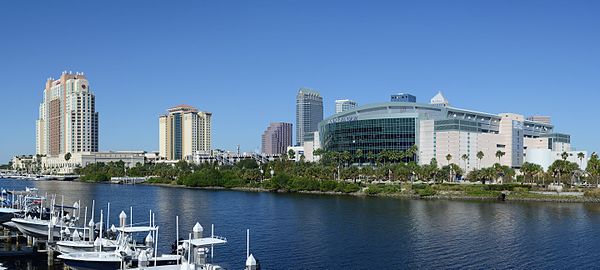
[319,117,416,154]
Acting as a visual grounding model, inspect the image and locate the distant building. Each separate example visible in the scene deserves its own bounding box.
[159,105,212,160]
[36,71,99,156]
[524,149,587,171]
[319,91,579,173]
[527,116,551,125]
[335,99,357,114]
[42,151,146,174]
[391,93,416,103]
[296,88,323,146]
[261,122,293,155]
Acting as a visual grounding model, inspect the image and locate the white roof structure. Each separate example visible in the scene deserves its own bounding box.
[182,237,227,247]
[116,226,157,233]
[430,91,450,107]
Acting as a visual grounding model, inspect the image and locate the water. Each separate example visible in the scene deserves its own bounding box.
[1,178,600,269]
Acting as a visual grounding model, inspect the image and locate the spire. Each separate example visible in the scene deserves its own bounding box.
[431,91,450,107]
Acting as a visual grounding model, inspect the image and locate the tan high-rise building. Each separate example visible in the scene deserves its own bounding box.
[159,105,212,160]
[36,71,99,156]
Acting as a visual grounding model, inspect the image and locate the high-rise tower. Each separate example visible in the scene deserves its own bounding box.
[296,88,323,146]
[261,122,292,155]
[159,105,212,160]
[36,71,99,156]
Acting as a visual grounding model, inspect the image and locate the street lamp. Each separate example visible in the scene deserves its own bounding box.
[270,167,274,178]
[259,166,264,182]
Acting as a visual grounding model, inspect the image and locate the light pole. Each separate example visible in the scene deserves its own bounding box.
[259,167,264,182]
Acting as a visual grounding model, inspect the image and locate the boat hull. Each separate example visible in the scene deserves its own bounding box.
[59,253,180,270]
[11,218,86,240]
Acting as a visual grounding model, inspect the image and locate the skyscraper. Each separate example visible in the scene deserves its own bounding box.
[159,105,212,160]
[36,71,98,156]
[296,88,323,146]
[261,122,292,155]
[335,99,357,114]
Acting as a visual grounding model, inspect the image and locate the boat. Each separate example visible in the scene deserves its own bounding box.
[58,226,180,270]
[11,197,86,240]
[126,224,261,270]
[11,216,88,240]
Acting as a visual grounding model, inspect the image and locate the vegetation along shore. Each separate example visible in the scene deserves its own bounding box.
[70,147,600,203]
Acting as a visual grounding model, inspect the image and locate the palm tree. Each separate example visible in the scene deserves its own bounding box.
[495,150,505,164]
[356,149,363,165]
[476,151,484,169]
[561,151,569,162]
[577,152,585,169]
[367,151,375,166]
[288,149,296,161]
[445,154,452,166]
[461,154,469,173]
[341,151,352,167]
[406,144,419,162]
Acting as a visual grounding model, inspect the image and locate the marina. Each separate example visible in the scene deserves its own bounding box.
[0,179,260,270]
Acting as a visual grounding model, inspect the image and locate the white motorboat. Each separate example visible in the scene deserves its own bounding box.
[11,215,88,240]
[59,211,180,270]
[127,223,242,270]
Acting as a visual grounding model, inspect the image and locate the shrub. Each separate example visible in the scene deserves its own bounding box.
[416,186,436,197]
[584,189,600,198]
[320,180,339,192]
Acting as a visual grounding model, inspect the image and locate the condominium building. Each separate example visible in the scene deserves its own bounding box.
[261,122,292,155]
[36,71,99,156]
[159,105,212,160]
[296,88,323,146]
[335,99,358,114]
[319,92,576,172]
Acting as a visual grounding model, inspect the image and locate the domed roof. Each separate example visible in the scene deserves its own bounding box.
[246,254,257,266]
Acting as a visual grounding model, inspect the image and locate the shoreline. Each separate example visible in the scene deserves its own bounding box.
[140,182,600,204]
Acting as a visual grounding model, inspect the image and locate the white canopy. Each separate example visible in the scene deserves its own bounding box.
[116,226,158,233]
[182,237,227,247]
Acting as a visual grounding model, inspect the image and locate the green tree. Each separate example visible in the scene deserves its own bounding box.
[495,150,505,164]
[445,154,452,166]
[64,152,72,161]
[476,151,484,169]
[587,153,600,186]
[355,149,363,165]
[577,152,585,169]
[520,162,543,184]
[288,149,296,161]
[461,154,469,173]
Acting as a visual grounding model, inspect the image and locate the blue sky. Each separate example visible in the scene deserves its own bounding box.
[0,0,599,163]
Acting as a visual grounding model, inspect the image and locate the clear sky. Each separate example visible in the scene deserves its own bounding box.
[0,0,599,163]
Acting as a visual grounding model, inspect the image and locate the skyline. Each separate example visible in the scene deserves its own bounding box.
[1,1,600,163]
